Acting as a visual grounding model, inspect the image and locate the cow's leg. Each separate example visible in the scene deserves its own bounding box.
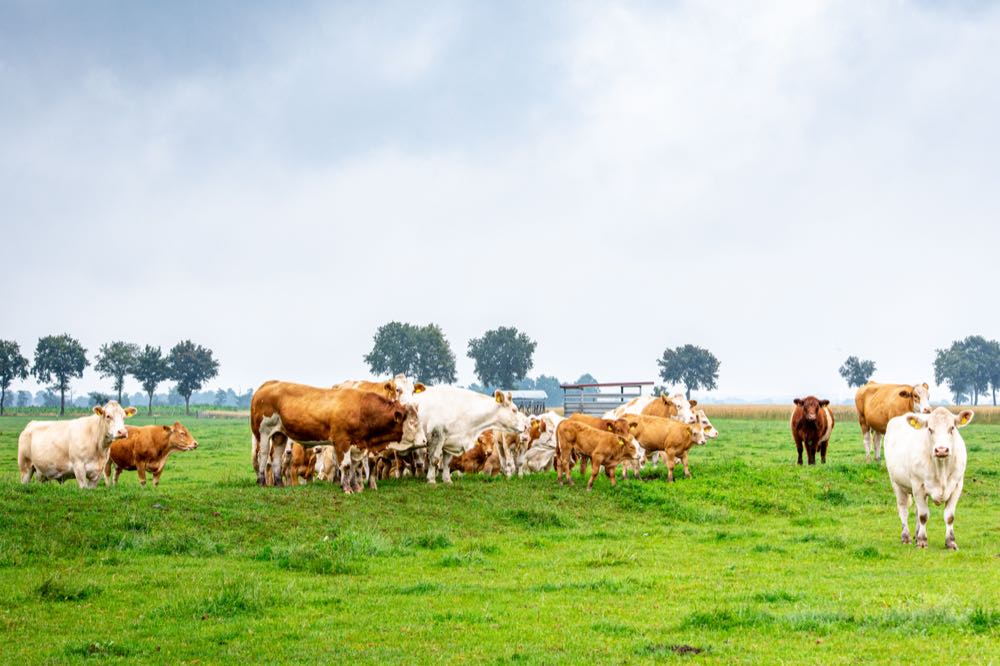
[441,453,454,484]
[605,463,617,488]
[665,457,676,483]
[71,461,89,488]
[269,434,288,488]
[913,488,930,548]
[114,466,123,485]
[806,440,816,465]
[681,451,692,478]
[334,443,354,494]
[861,422,872,463]
[103,457,114,486]
[820,439,828,464]
[255,432,272,486]
[943,481,963,550]
[891,482,911,544]
[137,462,148,486]
[873,431,883,463]
[425,431,442,485]
[587,456,602,491]
[152,466,163,487]
[794,435,804,465]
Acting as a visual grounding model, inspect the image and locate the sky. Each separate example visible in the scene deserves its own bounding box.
[3,0,1000,403]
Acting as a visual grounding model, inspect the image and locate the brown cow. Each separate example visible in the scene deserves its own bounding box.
[451,431,498,474]
[250,381,416,493]
[555,420,637,490]
[790,397,834,465]
[282,441,317,485]
[855,382,931,463]
[642,395,697,421]
[568,413,635,478]
[104,422,198,486]
[623,414,705,482]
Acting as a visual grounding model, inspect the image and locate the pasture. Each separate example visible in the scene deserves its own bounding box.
[1,414,998,664]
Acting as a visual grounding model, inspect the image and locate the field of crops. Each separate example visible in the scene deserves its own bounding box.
[1,414,998,664]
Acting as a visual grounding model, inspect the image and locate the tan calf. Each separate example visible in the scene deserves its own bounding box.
[555,420,637,491]
[625,414,705,482]
[855,382,931,462]
[105,422,198,487]
[282,441,317,485]
[451,431,497,474]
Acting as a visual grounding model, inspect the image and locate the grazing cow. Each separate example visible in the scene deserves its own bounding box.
[104,421,198,486]
[790,397,834,465]
[884,408,972,550]
[606,393,697,424]
[250,381,423,493]
[555,420,638,490]
[18,401,136,488]
[282,441,317,486]
[313,445,337,482]
[856,382,931,462]
[624,414,705,482]
[404,387,528,485]
[523,412,565,473]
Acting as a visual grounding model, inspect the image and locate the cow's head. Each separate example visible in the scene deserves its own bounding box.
[688,421,707,446]
[401,403,427,450]
[695,409,718,439]
[906,407,972,459]
[493,390,529,433]
[94,401,136,441]
[793,396,829,422]
[520,417,546,447]
[663,393,697,424]
[904,382,931,414]
[163,421,198,451]
[393,374,427,404]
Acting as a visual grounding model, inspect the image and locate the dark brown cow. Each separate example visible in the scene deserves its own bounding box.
[250,381,414,493]
[104,422,198,486]
[791,396,834,465]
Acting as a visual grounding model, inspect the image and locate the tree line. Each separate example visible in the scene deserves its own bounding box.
[364,321,720,402]
[0,336,218,416]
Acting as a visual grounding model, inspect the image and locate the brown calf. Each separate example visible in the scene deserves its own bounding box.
[282,441,318,485]
[625,414,705,482]
[105,422,198,487]
[555,420,636,490]
[451,431,497,474]
[791,396,834,465]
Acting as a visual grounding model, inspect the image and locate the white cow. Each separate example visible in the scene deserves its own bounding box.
[522,411,565,473]
[18,401,136,488]
[884,407,972,550]
[604,393,696,424]
[406,387,529,484]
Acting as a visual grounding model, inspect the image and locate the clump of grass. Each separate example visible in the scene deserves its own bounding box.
[586,546,637,568]
[854,545,881,559]
[751,543,785,554]
[591,620,634,636]
[37,577,100,602]
[438,551,487,568]
[63,641,133,658]
[967,607,1000,633]
[396,582,442,595]
[504,508,570,528]
[753,590,800,603]
[199,580,268,618]
[635,643,704,656]
[682,607,775,630]
[405,532,453,550]
[785,611,854,632]
[817,488,849,505]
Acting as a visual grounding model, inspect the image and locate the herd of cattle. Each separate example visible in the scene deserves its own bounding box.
[13,376,974,549]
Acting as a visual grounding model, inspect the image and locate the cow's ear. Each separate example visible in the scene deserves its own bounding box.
[162,425,171,433]
[93,406,105,416]
[394,409,405,423]
[899,390,912,399]
[819,399,830,407]
[414,383,426,393]
[957,410,974,427]
[689,400,698,408]
[494,390,504,404]
[793,398,802,406]
[907,415,925,429]
[383,381,394,394]
[660,395,670,404]
[922,382,929,390]
[124,407,137,417]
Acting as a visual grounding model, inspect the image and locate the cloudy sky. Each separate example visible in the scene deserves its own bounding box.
[3,0,999,402]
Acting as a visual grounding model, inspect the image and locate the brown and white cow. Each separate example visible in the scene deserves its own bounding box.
[856,382,931,463]
[332,374,426,404]
[555,420,638,490]
[250,381,422,493]
[18,401,136,488]
[104,421,199,486]
[790,397,834,465]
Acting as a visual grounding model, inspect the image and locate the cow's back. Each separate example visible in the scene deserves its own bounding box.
[641,399,678,419]
[858,383,911,433]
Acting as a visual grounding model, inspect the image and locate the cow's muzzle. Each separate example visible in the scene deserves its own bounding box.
[933,447,950,458]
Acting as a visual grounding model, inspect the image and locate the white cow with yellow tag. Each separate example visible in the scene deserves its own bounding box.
[884,407,972,550]
[406,387,529,484]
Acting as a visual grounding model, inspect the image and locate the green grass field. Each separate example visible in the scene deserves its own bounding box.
[1,414,998,664]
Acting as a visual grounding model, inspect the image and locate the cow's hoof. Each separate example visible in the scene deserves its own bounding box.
[900,533,910,545]
[443,479,453,485]
[946,538,958,551]
[427,479,437,486]
[915,537,928,549]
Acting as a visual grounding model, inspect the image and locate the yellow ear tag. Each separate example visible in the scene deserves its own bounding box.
[607,425,613,431]
[496,395,503,404]
[415,386,425,393]
[908,417,921,429]
[960,416,968,425]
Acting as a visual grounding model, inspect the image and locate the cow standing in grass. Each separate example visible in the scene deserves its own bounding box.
[791,396,834,465]
[105,421,199,486]
[884,408,971,550]
[855,382,931,463]
[18,401,136,488]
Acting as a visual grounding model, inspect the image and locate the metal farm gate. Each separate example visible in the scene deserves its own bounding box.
[560,381,654,416]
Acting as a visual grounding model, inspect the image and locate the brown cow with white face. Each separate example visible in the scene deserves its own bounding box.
[856,382,931,463]
[791,397,834,465]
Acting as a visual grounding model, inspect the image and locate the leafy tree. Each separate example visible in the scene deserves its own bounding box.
[656,344,720,401]
[168,340,219,415]
[364,322,457,384]
[88,391,111,406]
[131,345,170,415]
[986,339,1000,406]
[0,339,30,416]
[95,341,139,403]
[31,334,88,416]
[934,336,994,405]
[532,374,563,407]
[16,390,32,408]
[573,373,600,393]
[467,327,537,389]
[214,388,227,407]
[838,356,876,389]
